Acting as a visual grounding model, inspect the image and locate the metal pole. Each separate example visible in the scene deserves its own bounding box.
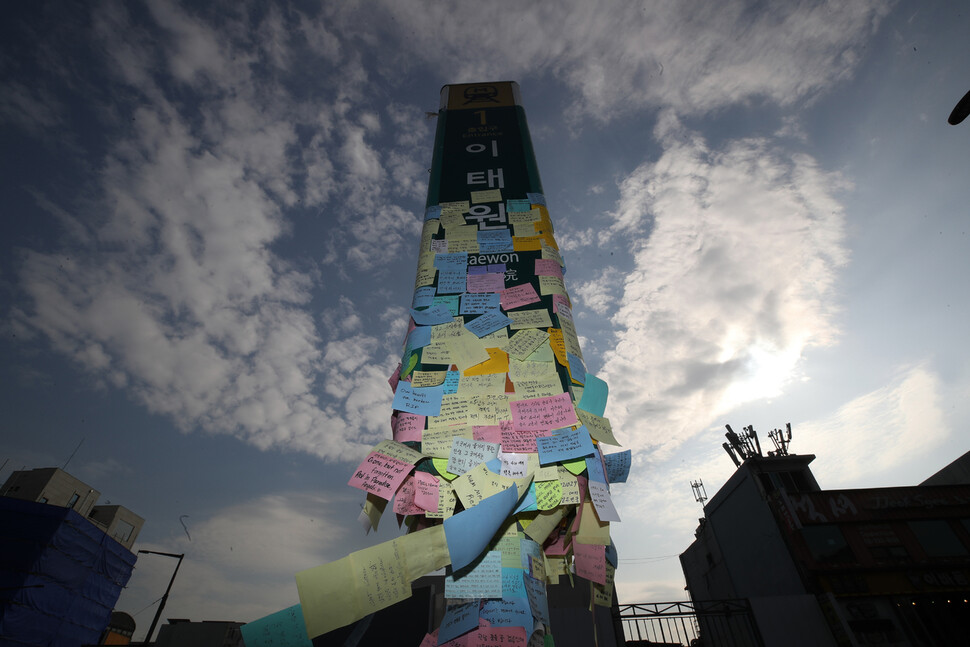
[137,550,184,644]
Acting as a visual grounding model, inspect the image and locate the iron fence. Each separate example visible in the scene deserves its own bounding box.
[616,599,764,647]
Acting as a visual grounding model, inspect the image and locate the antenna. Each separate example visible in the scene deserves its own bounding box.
[63,437,85,471]
[690,479,708,506]
[768,423,793,456]
[722,424,763,466]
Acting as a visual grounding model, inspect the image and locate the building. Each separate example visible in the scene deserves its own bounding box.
[153,619,245,647]
[680,446,970,646]
[0,467,143,646]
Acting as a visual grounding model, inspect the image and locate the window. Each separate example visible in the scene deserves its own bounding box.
[39,497,49,504]
[802,525,855,564]
[67,492,80,508]
[112,519,135,543]
[909,520,968,558]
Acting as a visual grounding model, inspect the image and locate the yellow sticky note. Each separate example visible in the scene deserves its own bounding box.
[373,439,425,465]
[446,331,491,371]
[525,339,555,363]
[411,370,447,387]
[458,372,506,395]
[508,308,553,330]
[399,524,451,581]
[522,507,565,545]
[538,275,566,297]
[360,493,387,532]
[592,563,616,607]
[422,426,472,458]
[506,329,549,360]
[576,501,611,545]
[577,409,621,446]
[513,235,542,251]
[511,376,562,399]
[535,480,563,510]
[427,395,471,429]
[559,317,583,359]
[446,224,480,241]
[479,327,509,349]
[439,200,469,215]
[470,189,502,203]
[446,239,480,253]
[548,328,567,367]
[508,358,558,382]
[541,241,564,267]
[439,212,466,229]
[464,347,509,376]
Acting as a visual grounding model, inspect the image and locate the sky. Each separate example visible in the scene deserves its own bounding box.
[2,0,969,639]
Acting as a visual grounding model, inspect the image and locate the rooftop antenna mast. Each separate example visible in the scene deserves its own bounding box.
[768,423,793,456]
[690,479,708,506]
[722,424,763,467]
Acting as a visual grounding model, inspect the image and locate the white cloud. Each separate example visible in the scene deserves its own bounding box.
[802,365,950,488]
[572,267,624,316]
[323,0,890,120]
[601,115,849,455]
[116,492,349,639]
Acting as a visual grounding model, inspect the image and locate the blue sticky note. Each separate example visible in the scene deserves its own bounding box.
[433,295,460,316]
[513,483,537,513]
[520,537,541,572]
[527,192,546,206]
[460,292,500,315]
[586,453,607,483]
[523,573,550,625]
[434,252,468,270]
[405,326,431,353]
[444,486,519,571]
[502,567,528,597]
[239,604,312,647]
[445,550,502,599]
[604,450,631,483]
[566,353,586,385]
[481,598,532,635]
[478,230,514,253]
[411,305,454,325]
[605,541,618,568]
[485,457,503,473]
[425,205,442,221]
[507,199,531,212]
[443,370,460,394]
[486,263,506,274]
[412,286,436,310]
[577,373,608,417]
[436,270,466,294]
[392,382,444,416]
[465,311,512,337]
[536,427,596,465]
[438,600,480,645]
[467,265,487,275]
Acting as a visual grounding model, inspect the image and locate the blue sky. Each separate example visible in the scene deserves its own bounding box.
[2,0,969,638]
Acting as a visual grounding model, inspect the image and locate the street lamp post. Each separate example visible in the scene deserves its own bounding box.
[136,550,184,644]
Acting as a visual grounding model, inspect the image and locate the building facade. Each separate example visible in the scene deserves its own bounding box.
[681,453,970,646]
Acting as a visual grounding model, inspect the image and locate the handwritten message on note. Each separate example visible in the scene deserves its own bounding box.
[500,283,541,310]
[505,329,549,360]
[411,304,454,325]
[535,426,595,465]
[448,438,500,476]
[576,409,621,446]
[438,600,481,644]
[510,393,579,432]
[471,188,502,203]
[392,382,444,416]
[391,412,425,443]
[460,292,500,314]
[414,471,440,512]
[481,598,532,635]
[347,451,414,499]
[573,542,607,585]
[474,627,527,646]
[535,480,563,510]
[240,604,312,647]
[465,311,512,338]
[466,272,506,294]
[508,308,552,330]
[445,550,502,599]
[588,479,621,522]
[534,258,563,279]
[436,270,466,294]
[604,450,632,483]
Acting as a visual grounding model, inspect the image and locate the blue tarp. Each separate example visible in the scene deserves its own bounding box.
[0,497,137,646]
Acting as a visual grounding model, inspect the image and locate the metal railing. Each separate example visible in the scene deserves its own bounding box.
[616,599,764,647]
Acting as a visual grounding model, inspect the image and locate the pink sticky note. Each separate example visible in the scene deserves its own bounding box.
[347,451,413,500]
[474,627,527,645]
[573,542,607,585]
[544,530,568,556]
[473,425,502,444]
[466,272,505,293]
[392,412,426,443]
[393,475,424,515]
[551,294,570,313]
[500,283,541,310]
[388,363,401,392]
[510,392,579,432]
[535,258,563,279]
[501,428,548,453]
[414,471,440,511]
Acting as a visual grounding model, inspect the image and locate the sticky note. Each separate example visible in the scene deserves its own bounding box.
[467,272,505,293]
[435,252,469,270]
[433,294,461,316]
[448,437,500,475]
[393,382,445,416]
[509,308,553,330]
[437,270,467,294]
[471,189,502,203]
[465,311,512,338]
[535,427,595,465]
[573,542,606,585]
[405,326,432,353]
[392,412,425,443]
[443,370,461,394]
[535,258,563,278]
[588,480,621,522]
[505,329,549,360]
[426,205,442,220]
[576,409,620,446]
[526,192,546,206]
[604,450,631,483]
[481,598,532,635]
[535,480,563,510]
[464,348,509,376]
[438,600,480,644]
[411,371,447,388]
[413,286,436,309]
[537,275,566,296]
[500,283,541,310]
[411,304,454,325]
[586,453,607,483]
[577,373,608,416]
[348,451,414,499]
[240,604,312,647]
[444,485,519,571]
[414,471,440,512]
[507,199,531,212]
[523,574,550,626]
[510,393,578,432]
[461,292,500,314]
[565,352,586,383]
[445,550,502,599]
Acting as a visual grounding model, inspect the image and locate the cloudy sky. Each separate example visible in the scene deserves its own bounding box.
[2,0,969,638]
